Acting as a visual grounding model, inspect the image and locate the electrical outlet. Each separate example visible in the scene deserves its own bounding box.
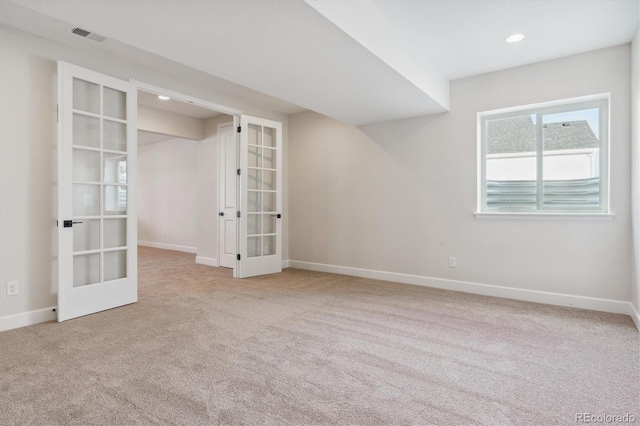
[7,281,18,296]
[448,257,457,268]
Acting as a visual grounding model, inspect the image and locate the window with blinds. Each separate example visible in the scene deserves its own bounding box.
[478,96,609,213]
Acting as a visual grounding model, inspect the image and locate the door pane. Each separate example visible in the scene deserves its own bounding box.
[263,147,276,169]
[73,253,100,287]
[103,87,126,120]
[104,250,127,281]
[73,184,100,216]
[73,78,100,114]
[263,215,275,234]
[248,169,261,190]
[104,219,126,248]
[248,191,261,212]
[263,192,275,212]
[263,170,275,191]
[247,236,261,258]
[263,236,275,255]
[104,185,127,215]
[73,114,100,148]
[73,149,100,182]
[263,127,275,147]
[73,219,100,252]
[104,120,127,152]
[247,214,261,235]
[248,145,262,167]
[248,124,261,146]
[104,154,127,184]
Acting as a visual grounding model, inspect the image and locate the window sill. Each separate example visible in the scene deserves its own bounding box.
[474,211,615,220]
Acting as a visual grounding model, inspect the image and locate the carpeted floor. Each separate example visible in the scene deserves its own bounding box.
[0,247,638,425]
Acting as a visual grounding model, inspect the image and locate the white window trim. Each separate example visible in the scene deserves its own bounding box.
[476,93,611,216]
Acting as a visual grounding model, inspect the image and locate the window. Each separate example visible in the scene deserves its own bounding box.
[478,95,609,214]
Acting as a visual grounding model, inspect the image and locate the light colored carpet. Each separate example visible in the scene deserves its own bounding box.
[0,247,638,425]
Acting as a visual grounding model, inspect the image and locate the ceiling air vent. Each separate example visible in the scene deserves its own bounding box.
[71,27,106,43]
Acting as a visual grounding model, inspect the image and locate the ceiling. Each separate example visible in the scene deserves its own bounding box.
[3,0,639,125]
[138,90,221,120]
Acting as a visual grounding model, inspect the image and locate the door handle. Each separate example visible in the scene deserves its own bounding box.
[219,212,224,216]
[73,221,83,224]
[270,214,282,219]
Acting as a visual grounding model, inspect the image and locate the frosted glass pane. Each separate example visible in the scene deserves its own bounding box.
[104,153,127,184]
[248,191,261,212]
[248,214,261,235]
[248,124,261,146]
[73,78,99,114]
[73,114,100,148]
[104,120,126,152]
[263,147,276,169]
[73,219,100,252]
[263,170,275,191]
[74,253,100,287]
[104,185,127,215]
[104,250,127,282]
[103,87,126,120]
[248,145,261,167]
[73,149,100,182]
[263,236,275,256]
[248,169,261,190]
[247,236,261,258]
[263,215,275,234]
[73,184,100,216]
[263,127,275,147]
[104,219,126,248]
[263,192,275,212]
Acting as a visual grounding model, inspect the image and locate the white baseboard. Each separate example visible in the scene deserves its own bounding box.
[288,260,636,321]
[282,260,290,268]
[196,256,218,267]
[138,241,197,254]
[0,306,57,332]
[630,303,640,332]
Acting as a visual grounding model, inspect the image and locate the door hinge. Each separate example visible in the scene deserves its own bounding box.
[236,211,241,218]
[237,254,241,261]
[237,125,241,133]
[56,104,59,123]
[237,168,241,176]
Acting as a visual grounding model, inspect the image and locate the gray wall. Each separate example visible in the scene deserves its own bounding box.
[289,45,632,303]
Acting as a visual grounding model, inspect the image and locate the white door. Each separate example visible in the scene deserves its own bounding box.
[218,122,236,268]
[57,62,138,322]
[237,115,283,278]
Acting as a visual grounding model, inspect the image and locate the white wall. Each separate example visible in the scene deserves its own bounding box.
[289,45,632,311]
[138,138,198,252]
[0,24,289,327]
[138,106,204,141]
[631,20,640,323]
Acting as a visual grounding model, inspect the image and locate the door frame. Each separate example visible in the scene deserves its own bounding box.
[129,80,242,274]
[217,120,235,268]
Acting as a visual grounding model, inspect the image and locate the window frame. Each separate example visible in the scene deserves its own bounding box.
[477,94,610,215]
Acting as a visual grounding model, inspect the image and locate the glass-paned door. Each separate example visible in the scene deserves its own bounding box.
[237,115,282,278]
[57,62,137,321]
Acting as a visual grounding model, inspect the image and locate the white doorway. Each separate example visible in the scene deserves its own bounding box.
[218,122,237,268]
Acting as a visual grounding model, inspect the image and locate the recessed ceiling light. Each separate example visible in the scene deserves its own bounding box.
[505,33,525,43]
[158,95,170,100]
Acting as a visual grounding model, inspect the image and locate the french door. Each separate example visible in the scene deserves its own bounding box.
[57,62,138,322]
[237,116,283,278]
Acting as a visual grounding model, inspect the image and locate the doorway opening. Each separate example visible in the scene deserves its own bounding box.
[135,85,237,272]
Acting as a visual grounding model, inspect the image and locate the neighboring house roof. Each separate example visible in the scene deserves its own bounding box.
[487,116,599,154]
